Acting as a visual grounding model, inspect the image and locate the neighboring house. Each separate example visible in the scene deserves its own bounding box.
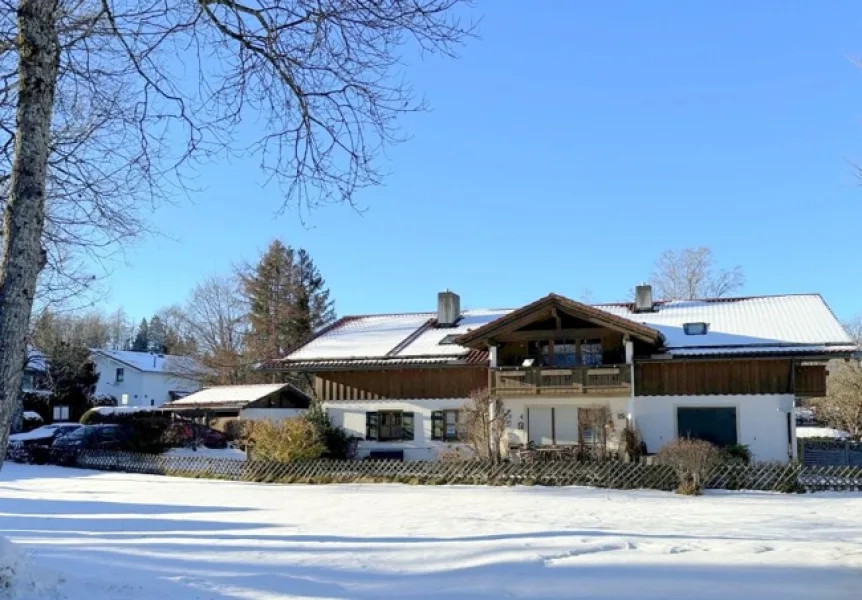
[22,347,49,394]
[260,288,856,463]
[161,383,311,422]
[90,349,208,408]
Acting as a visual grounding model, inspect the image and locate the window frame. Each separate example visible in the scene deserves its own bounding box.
[115,367,125,383]
[366,410,415,442]
[432,409,463,441]
[52,405,70,421]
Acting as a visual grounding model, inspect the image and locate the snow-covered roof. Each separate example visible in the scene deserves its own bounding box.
[26,347,46,372]
[269,294,854,369]
[91,349,209,378]
[596,295,854,354]
[163,383,306,410]
[796,426,851,440]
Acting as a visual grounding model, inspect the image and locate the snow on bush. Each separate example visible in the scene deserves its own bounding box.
[0,536,59,599]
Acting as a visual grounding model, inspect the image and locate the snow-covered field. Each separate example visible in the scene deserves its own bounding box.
[1,464,861,599]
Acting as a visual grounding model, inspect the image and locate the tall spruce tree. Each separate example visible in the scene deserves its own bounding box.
[148,315,168,353]
[131,318,150,352]
[242,241,336,364]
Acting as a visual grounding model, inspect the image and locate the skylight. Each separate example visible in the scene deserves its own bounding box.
[683,322,709,336]
[439,334,460,345]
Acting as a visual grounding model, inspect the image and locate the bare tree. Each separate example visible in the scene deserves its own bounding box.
[813,361,862,439]
[179,274,250,385]
[462,388,509,463]
[0,0,474,458]
[649,247,745,301]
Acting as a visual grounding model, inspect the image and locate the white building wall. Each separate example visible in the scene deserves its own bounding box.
[93,355,202,408]
[323,398,470,461]
[634,394,795,463]
[501,396,630,451]
[240,408,306,421]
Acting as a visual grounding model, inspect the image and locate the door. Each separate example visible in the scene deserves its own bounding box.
[677,407,738,447]
[554,407,579,445]
[528,407,553,446]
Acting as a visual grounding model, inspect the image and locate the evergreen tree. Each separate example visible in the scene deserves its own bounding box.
[132,318,150,352]
[148,315,168,353]
[241,241,336,364]
[47,342,100,422]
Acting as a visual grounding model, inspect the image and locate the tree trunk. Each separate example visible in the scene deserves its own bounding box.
[0,0,59,462]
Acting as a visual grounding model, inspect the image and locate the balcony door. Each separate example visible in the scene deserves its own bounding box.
[528,406,580,446]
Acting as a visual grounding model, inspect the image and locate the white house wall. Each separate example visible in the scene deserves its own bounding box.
[634,394,795,463]
[323,398,470,461]
[93,355,202,408]
[240,408,306,421]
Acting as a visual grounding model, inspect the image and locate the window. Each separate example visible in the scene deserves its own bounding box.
[431,410,463,441]
[581,339,603,367]
[115,367,125,383]
[683,322,709,336]
[534,340,577,367]
[366,411,414,441]
[52,405,70,421]
[677,407,738,447]
[121,394,129,406]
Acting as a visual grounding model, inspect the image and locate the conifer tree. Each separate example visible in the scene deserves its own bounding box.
[132,319,150,352]
[242,241,336,364]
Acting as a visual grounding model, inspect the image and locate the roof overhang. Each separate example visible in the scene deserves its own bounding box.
[455,293,664,348]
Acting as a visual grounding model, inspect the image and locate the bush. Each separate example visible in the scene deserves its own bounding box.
[304,402,355,459]
[621,424,646,462]
[222,419,247,442]
[723,444,752,465]
[657,438,722,495]
[244,417,325,462]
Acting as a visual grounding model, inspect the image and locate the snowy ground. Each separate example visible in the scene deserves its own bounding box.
[1,464,861,599]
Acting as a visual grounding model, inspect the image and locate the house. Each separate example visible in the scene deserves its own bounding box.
[261,288,856,463]
[161,383,311,424]
[90,349,208,408]
[22,348,49,395]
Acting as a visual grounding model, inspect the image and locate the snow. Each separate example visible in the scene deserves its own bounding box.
[1,464,861,599]
[21,412,42,421]
[89,406,158,416]
[7,425,79,443]
[91,349,208,376]
[796,426,852,440]
[285,295,854,363]
[164,447,247,459]
[0,535,59,599]
[167,383,288,406]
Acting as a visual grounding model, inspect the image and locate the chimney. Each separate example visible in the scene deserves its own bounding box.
[634,284,654,313]
[437,290,461,327]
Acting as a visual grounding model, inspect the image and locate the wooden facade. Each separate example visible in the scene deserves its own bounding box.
[314,367,488,401]
[314,360,827,400]
[634,359,827,397]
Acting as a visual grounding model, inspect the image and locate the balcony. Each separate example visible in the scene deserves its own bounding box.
[491,365,631,396]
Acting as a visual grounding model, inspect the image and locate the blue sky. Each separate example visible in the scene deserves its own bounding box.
[103,1,862,323]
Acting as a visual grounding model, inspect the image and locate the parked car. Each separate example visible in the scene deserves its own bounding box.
[164,421,228,450]
[51,424,132,465]
[6,423,82,463]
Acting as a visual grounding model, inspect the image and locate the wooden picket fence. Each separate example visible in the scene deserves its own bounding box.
[73,450,862,492]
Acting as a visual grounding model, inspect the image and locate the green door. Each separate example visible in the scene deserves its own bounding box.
[677,407,738,447]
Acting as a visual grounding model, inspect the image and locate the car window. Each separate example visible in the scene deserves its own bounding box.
[65,428,87,440]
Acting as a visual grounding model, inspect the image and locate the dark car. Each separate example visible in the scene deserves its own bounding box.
[164,421,228,450]
[7,424,82,464]
[51,424,132,465]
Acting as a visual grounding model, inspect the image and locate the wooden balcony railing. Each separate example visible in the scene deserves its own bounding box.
[492,365,632,396]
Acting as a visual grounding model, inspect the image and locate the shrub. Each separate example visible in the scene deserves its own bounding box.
[722,444,752,465]
[303,402,355,459]
[620,424,647,462]
[244,417,325,462]
[657,438,722,495]
[222,419,247,442]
